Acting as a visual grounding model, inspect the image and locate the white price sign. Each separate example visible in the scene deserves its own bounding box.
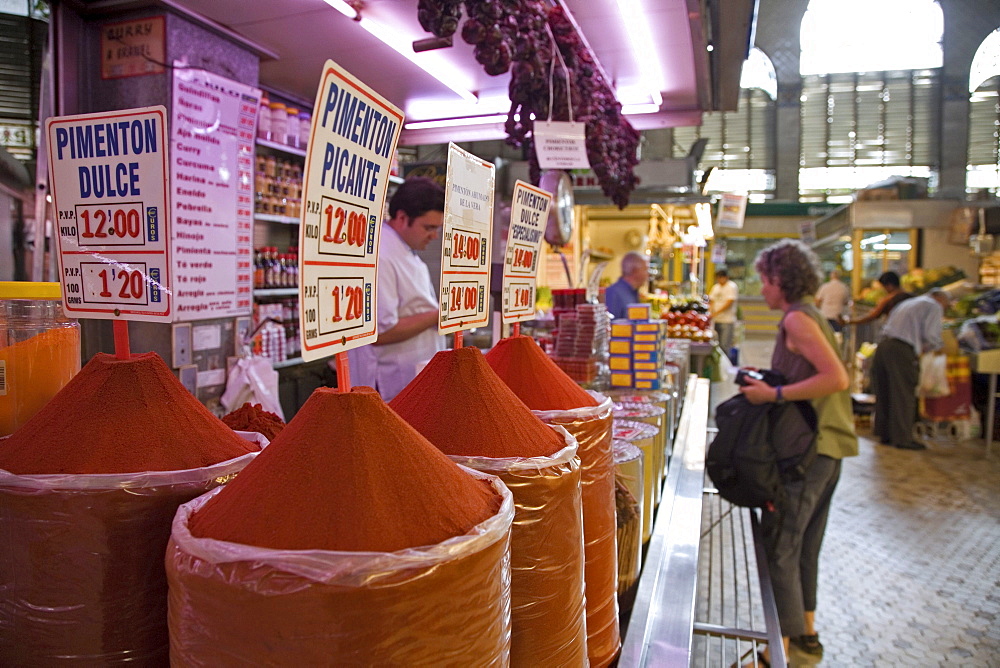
[298,60,403,361]
[439,143,495,334]
[501,180,551,323]
[46,106,171,321]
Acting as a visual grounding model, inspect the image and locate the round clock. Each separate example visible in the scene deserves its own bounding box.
[540,170,575,247]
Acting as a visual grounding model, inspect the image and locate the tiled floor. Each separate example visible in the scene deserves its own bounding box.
[717,334,1000,666]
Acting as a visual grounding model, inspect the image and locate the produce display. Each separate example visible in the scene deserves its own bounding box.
[664,298,712,342]
[416,0,641,208]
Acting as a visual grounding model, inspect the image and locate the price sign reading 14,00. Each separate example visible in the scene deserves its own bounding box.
[449,229,484,266]
[72,202,146,247]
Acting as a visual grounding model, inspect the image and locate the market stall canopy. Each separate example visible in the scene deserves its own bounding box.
[109,0,756,145]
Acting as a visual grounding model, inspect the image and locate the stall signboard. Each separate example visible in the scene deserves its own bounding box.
[298,59,403,361]
[533,120,591,169]
[439,143,495,334]
[501,180,551,323]
[100,16,166,79]
[717,192,748,229]
[45,106,172,322]
[170,67,260,320]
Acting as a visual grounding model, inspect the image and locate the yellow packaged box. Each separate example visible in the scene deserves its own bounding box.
[635,371,659,381]
[627,304,651,320]
[610,356,631,371]
[634,362,657,371]
[610,339,631,355]
[633,343,657,353]
[611,322,634,338]
[611,372,633,387]
[632,333,658,343]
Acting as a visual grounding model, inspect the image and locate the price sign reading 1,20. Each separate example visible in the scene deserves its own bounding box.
[311,276,371,341]
[78,261,164,306]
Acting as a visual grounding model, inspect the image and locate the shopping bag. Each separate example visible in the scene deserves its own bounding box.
[221,357,284,421]
[919,353,950,398]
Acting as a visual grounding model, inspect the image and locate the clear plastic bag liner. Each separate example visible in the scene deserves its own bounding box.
[166,469,515,666]
[447,426,587,667]
[614,403,666,502]
[532,392,620,667]
[612,442,644,592]
[612,419,658,542]
[0,449,260,666]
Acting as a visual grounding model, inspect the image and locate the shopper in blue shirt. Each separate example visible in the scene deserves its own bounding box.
[605,251,648,319]
[870,288,951,450]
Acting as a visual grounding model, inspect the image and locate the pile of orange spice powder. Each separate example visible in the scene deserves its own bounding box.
[389,346,588,665]
[169,386,513,664]
[0,352,258,473]
[484,334,600,411]
[485,334,621,667]
[221,402,285,441]
[0,351,260,665]
[188,386,499,552]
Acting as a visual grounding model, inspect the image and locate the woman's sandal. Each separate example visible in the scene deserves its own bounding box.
[731,649,770,668]
[792,633,824,655]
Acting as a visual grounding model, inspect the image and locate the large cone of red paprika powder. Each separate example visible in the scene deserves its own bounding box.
[390,346,588,666]
[0,352,260,665]
[486,335,621,667]
[167,386,514,665]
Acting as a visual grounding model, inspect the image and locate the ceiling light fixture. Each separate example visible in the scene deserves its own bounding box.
[322,0,478,103]
[615,0,664,107]
[403,114,509,130]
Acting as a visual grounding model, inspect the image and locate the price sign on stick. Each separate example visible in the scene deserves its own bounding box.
[501,180,551,324]
[46,106,171,321]
[298,59,403,362]
[439,143,495,335]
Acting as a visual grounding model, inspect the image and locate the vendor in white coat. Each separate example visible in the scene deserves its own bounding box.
[348,177,445,401]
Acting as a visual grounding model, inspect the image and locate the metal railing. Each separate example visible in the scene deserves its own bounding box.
[620,376,786,667]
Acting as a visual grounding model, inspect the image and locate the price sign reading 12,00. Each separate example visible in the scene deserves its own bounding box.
[298,59,403,361]
[46,106,171,322]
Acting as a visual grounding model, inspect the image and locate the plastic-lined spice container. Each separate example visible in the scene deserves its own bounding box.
[0,282,80,436]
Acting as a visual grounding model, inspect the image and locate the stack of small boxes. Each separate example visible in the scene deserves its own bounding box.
[609,303,665,390]
[551,302,610,385]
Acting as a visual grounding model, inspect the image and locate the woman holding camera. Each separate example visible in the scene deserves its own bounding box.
[738,239,858,665]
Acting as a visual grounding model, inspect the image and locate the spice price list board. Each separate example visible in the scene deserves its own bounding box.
[438,143,496,334]
[170,67,260,320]
[297,59,403,362]
[45,106,172,322]
[501,180,552,324]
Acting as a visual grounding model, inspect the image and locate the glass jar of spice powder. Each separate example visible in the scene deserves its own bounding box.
[0,282,80,436]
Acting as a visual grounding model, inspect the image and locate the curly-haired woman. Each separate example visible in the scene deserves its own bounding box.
[738,239,858,665]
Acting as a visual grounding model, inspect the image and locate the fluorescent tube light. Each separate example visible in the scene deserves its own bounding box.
[404,114,509,130]
[322,0,478,103]
[616,0,665,107]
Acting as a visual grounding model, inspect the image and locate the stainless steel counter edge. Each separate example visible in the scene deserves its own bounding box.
[620,376,711,666]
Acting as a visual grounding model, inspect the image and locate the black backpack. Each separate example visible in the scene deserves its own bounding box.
[706,386,819,514]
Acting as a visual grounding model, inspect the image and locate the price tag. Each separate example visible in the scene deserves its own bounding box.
[501,179,551,324]
[46,106,171,321]
[533,120,591,169]
[717,192,748,229]
[298,59,403,361]
[439,143,495,334]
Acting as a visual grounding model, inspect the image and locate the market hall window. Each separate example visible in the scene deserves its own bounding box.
[968,27,1000,197]
[671,47,777,202]
[798,0,943,201]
